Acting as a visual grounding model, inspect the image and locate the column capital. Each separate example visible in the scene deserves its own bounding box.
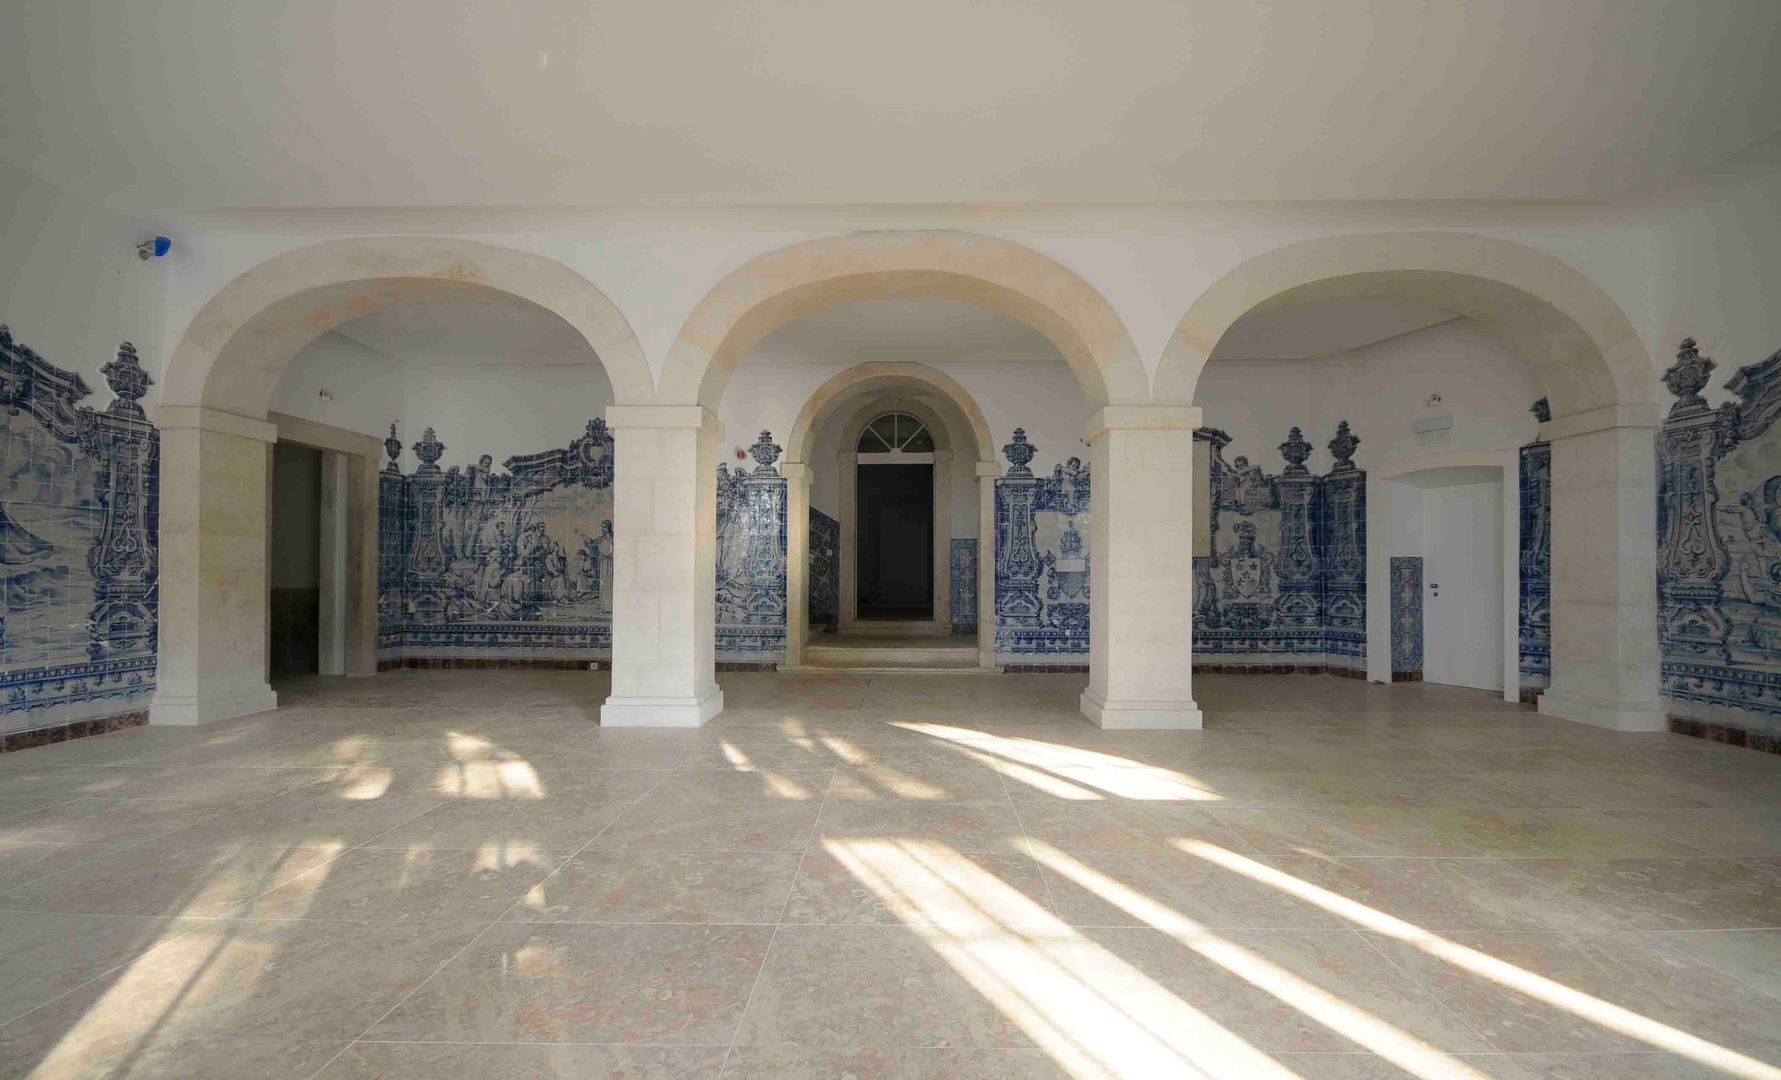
[604,404,722,437]
[1541,403,1662,441]
[975,460,1002,479]
[149,405,278,443]
[1083,405,1203,444]
[781,461,813,485]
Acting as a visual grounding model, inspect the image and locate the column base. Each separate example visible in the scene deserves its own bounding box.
[601,687,725,728]
[1080,688,1204,730]
[148,686,280,727]
[1537,688,1665,732]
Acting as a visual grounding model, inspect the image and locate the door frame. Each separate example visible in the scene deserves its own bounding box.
[268,412,383,678]
[1365,450,1520,702]
[838,399,953,630]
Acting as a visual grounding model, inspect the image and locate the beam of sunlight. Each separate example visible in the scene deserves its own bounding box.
[1179,841,1781,1080]
[432,731,543,799]
[825,838,1301,1080]
[1028,841,1495,1080]
[897,723,1222,801]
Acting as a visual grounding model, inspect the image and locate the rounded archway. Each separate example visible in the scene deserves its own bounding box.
[780,362,999,669]
[1161,231,1663,730]
[1152,231,1654,419]
[152,237,651,726]
[657,230,1149,411]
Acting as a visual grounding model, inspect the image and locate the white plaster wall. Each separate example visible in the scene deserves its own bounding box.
[399,361,613,470]
[1196,319,1540,474]
[151,177,1781,409]
[0,161,166,391]
[270,330,617,470]
[270,331,407,440]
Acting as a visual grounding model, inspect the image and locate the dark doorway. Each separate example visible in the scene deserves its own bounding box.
[856,463,933,619]
[269,441,322,677]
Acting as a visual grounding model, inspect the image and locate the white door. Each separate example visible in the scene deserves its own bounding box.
[1422,480,1503,691]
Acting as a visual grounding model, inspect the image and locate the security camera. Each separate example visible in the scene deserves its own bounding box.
[136,236,171,261]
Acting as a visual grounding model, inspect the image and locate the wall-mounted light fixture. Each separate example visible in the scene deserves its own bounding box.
[1426,393,1443,407]
[136,236,172,261]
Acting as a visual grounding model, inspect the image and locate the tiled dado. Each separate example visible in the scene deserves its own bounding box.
[1,710,146,753]
[1194,662,1368,679]
[376,658,610,672]
[1669,715,1781,756]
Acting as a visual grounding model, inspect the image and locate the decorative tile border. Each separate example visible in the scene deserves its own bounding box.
[1668,715,1781,756]
[950,538,978,632]
[376,657,609,671]
[1,710,146,754]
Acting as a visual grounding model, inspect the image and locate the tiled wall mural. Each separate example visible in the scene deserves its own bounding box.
[1390,556,1423,678]
[994,430,1090,661]
[378,419,615,663]
[950,538,978,633]
[1656,338,1781,742]
[0,328,159,732]
[1518,398,1552,699]
[716,432,787,663]
[1190,423,1367,671]
[809,507,839,633]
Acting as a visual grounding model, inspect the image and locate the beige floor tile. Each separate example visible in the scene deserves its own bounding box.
[319,1041,729,1078]
[815,802,1030,855]
[153,792,444,848]
[0,911,210,1025]
[782,846,1058,928]
[235,845,565,922]
[733,924,1043,1049]
[1365,929,1781,1053]
[1063,926,1496,1055]
[0,918,485,1079]
[367,922,772,1045]
[0,796,239,846]
[719,1045,1075,1079]
[1,840,345,917]
[511,849,802,923]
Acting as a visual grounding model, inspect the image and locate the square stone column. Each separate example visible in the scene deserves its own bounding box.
[783,462,811,668]
[150,407,281,726]
[602,405,724,727]
[1538,407,1664,731]
[976,460,1000,670]
[1081,406,1204,729]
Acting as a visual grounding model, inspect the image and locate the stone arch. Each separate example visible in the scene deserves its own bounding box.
[657,231,1149,412]
[1152,231,1654,419]
[151,237,651,726]
[1158,231,1663,731]
[781,363,999,667]
[161,236,653,413]
[785,361,993,466]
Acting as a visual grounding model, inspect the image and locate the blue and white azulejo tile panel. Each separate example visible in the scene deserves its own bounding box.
[994,429,1090,662]
[809,507,840,632]
[1190,422,1365,670]
[1656,338,1781,738]
[1518,403,1552,694]
[1390,556,1423,675]
[0,328,158,730]
[950,538,977,632]
[716,432,788,662]
[379,417,615,661]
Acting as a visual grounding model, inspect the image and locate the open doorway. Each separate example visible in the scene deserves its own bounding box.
[855,412,936,620]
[269,441,322,677]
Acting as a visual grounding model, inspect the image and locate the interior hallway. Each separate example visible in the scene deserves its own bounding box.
[1,671,1779,1079]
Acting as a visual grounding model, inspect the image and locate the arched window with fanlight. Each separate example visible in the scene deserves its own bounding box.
[856,412,936,456]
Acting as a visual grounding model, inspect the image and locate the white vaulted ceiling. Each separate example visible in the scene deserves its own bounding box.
[2,0,1778,211]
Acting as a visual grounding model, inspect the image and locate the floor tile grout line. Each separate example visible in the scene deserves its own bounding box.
[1352,926,1510,1056]
[301,767,678,1080]
[0,774,472,1030]
[719,761,839,1076]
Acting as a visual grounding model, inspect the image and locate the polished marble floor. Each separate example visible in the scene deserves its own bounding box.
[2,671,1780,1079]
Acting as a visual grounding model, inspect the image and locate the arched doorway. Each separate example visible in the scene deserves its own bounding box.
[647,231,1200,727]
[781,361,998,671]
[1159,231,1663,730]
[152,237,650,725]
